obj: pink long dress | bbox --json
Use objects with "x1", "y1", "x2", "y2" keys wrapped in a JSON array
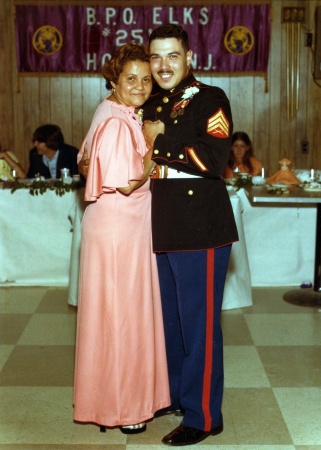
[{"x1": 73, "y1": 99, "x2": 170, "y2": 427}]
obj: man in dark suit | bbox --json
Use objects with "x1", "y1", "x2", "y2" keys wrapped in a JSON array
[
  {"x1": 142, "y1": 24, "x2": 238, "y2": 446},
  {"x1": 27, "y1": 124, "x2": 79, "y2": 179}
]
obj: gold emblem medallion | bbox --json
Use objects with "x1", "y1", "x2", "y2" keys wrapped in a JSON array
[
  {"x1": 32, "y1": 25, "x2": 63, "y2": 56},
  {"x1": 224, "y1": 26, "x2": 254, "y2": 56}
]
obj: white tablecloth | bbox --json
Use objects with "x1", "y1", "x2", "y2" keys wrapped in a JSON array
[
  {"x1": 236, "y1": 188, "x2": 316, "y2": 286},
  {"x1": 67, "y1": 188, "x2": 253, "y2": 310},
  {"x1": 0, "y1": 189, "x2": 76, "y2": 285},
  {"x1": 1, "y1": 185, "x2": 315, "y2": 304}
]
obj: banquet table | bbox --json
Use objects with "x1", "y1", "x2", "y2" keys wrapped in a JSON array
[
  {"x1": 0, "y1": 188, "x2": 77, "y2": 286},
  {"x1": 236, "y1": 187, "x2": 316, "y2": 286},
  {"x1": 244, "y1": 185, "x2": 321, "y2": 307},
  {"x1": 67, "y1": 187, "x2": 253, "y2": 311},
  {"x1": 1, "y1": 183, "x2": 317, "y2": 308}
]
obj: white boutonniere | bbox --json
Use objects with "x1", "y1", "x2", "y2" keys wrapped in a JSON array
[{"x1": 181, "y1": 86, "x2": 200, "y2": 100}]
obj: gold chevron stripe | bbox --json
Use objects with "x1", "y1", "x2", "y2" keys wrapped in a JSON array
[
  {"x1": 207, "y1": 108, "x2": 230, "y2": 137},
  {"x1": 187, "y1": 147, "x2": 209, "y2": 172}
]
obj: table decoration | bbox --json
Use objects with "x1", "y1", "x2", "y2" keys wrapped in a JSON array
[
  {"x1": 224, "y1": 176, "x2": 253, "y2": 191},
  {"x1": 251, "y1": 175, "x2": 266, "y2": 185},
  {"x1": 0, "y1": 178, "x2": 84, "y2": 196},
  {"x1": 266, "y1": 183, "x2": 290, "y2": 195},
  {"x1": 267, "y1": 158, "x2": 301, "y2": 185}
]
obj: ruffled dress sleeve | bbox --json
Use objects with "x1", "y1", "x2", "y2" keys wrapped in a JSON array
[{"x1": 84, "y1": 116, "x2": 145, "y2": 201}]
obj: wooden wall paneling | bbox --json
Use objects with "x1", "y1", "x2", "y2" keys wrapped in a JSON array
[
  {"x1": 71, "y1": 77, "x2": 84, "y2": 150},
  {"x1": 279, "y1": 5, "x2": 297, "y2": 172},
  {"x1": 229, "y1": 76, "x2": 254, "y2": 137},
  {"x1": 49, "y1": 77, "x2": 73, "y2": 146},
  {"x1": 12, "y1": 77, "x2": 26, "y2": 167},
  {"x1": 21, "y1": 77, "x2": 40, "y2": 160},
  {"x1": 267, "y1": 0, "x2": 281, "y2": 176},
  {"x1": 82, "y1": 77, "x2": 103, "y2": 138},
  {"x1": 309, "y1": 79, "x2": 321, "y2": 169},
  {"x1": 294, "y1": 26, "x2": 310, "y2": 170},
  {"x1": 253, "y1": 76, "x2": 270, "y2": 170},
  {"x1": 308, "y1": 0, "x2": 321, "y2": 170},
  {"x1": 38, "y1": 78, "x2": 51, "y2": 124},
  {"x1": 0, "y1": 0, "x2": 14, "y2": 152}
]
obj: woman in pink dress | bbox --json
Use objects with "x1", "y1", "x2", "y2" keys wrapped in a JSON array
[{"x1": 73, "y1": 43, "x2": 170, "y2": 434}]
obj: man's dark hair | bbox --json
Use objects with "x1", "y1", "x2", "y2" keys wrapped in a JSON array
[
  {"x1": 32, "y1": 124, "x2": 64, "y2": 150},
  {"x1": 149, "y1": 24, "x2": 189, "y2": 53}
]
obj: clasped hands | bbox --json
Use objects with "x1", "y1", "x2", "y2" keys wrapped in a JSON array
[{"x1": 142, "y1": 120, "x2": 165, "y2": 150}]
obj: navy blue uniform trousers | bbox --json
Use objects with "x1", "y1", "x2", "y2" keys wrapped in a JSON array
[{"x1": 156, "y1": 245, "x2": 231, "y2": 431}]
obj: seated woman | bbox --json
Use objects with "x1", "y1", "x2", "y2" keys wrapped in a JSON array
[
  {"x1": 0, "y1": 149, "x2": 26, "y2": 180},
  {"x1": 223, "y1": 131, "x2": 263, "y2": 178}
]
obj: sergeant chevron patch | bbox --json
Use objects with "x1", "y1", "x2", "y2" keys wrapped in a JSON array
[{"x1": 207, "y1": 108, "x2": 230, "y2": 138}]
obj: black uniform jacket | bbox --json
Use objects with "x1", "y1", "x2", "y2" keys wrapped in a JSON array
[
  {"x1": 143, "y1": 73, "x2": 238, "y2": 252},
  {"x1": 27, "y1": 143, "x2": 79, "y2": 179}
]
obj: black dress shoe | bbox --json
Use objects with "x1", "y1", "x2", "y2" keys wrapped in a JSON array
[
  {"x1": 120, "y1": 423, "x2": 146, "y2": 434},
  {"x1": 162, "y1": 424, "x2": 223, "y2": 446},
  {"x1": 154, "y1": 408, "x2": 184, "y2": 418}
]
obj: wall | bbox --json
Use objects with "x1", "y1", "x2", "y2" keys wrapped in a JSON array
[{"x1": 0, "y1": 0, "x2": 320, "y2": 176}]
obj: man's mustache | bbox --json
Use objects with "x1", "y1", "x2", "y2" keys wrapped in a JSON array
[{"x1": 157, "y1": 70, "x2": 174, "y2": 75}]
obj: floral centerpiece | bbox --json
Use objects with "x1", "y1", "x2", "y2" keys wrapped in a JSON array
[{"x1": 1, "y1": 178, "x2": 84, "y2": 196}]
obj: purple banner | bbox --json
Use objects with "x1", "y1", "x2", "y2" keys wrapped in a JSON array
[{"x1": 15, "y1": 4, "x2": 271, "y2": 74}]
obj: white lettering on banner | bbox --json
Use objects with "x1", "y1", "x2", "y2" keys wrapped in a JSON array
[
  {"x1": 86, "y1": 7, "x2": 96, "y2": 25},
  {"x1": 123, "y1": 8, "x2": 134, "y2": 25},
  {"x1": 153, "y1": 7, "x2": 162, "y2": 25},
  {"x1": 203, "y1": 54, "x2": 213, "y2": 71},
  {"x1": 168, "y1": 7, "x2": 179, "y2": 24},
  {"x1": 199, "y1": 8, "x2": 209, "y2": 25},
  {"x1": 191, "y1": 53, "x2": 216, "y2": 71},
  {"x1": 87, "y1": 53, "x2": 97, "y2": 71},
  {"x1": 86, "y1": 51, "x2": 216, "y2": 72},
  {"x1": 183, "y1": 8, "x2": 193, "y2": 25},
  {"x1": 102, "y1": 53, "x2": 112, "y2": 65},
  {"x1": 115, "y1": 29, "x2": 144, "y2": 46},
  {"x1": 105, "y1": 8, "x2": 116, "y2": 25},
  {"x1": 86, "y1": 6, "x2": 210, "y2": 27},
  {"x1": 87, "y1": 53, "x2": 116, "y2": 70}
]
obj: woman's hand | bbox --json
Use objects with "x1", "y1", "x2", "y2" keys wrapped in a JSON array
[{"x1": 78, "y1": 145, "x2": 90, "y2": 179}]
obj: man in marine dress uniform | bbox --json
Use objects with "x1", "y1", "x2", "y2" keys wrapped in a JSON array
[{"x1": 142, "y1": 24, "x2": 239, "y2": 446}]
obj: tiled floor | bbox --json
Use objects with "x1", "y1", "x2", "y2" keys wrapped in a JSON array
[{"x1": 0, "y1": 286, "x2": 321, "y2": 449}]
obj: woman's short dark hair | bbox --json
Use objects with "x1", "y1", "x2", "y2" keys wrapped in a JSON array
[
  {"x1": 32, "y1": 124, "x2": 64, "y2": 150},
  {"x1": 149, "y1": 24, "x2": 189, "y2": 53},
  {"x1": 102, "y1": 42, "x2": 150, "y2": 90}
]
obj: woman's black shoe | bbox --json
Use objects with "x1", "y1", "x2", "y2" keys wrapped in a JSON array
[{"x1": 120, "y1": 423, "x2": 146, "y2": 434}]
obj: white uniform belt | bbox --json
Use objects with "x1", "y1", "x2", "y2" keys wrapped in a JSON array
[{"x1": 158, "y1": 166, "x2": 202, "y2": 179}]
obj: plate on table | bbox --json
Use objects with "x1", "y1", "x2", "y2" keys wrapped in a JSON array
[
  {"x1": 302, "y1": 183, "x2": 321, "y2": 192},
  {"x1": 269, "y1": 183, "x2": 289, "y2": 188}
]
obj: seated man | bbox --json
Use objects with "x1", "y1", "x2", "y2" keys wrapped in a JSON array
[{"x1": 27, "y1": 124, "x2": 79, "y2": 179}]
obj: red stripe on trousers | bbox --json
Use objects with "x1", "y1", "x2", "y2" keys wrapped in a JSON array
[{"x1": 202, "y1": 248, "x2": 215, "y2": 431}]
